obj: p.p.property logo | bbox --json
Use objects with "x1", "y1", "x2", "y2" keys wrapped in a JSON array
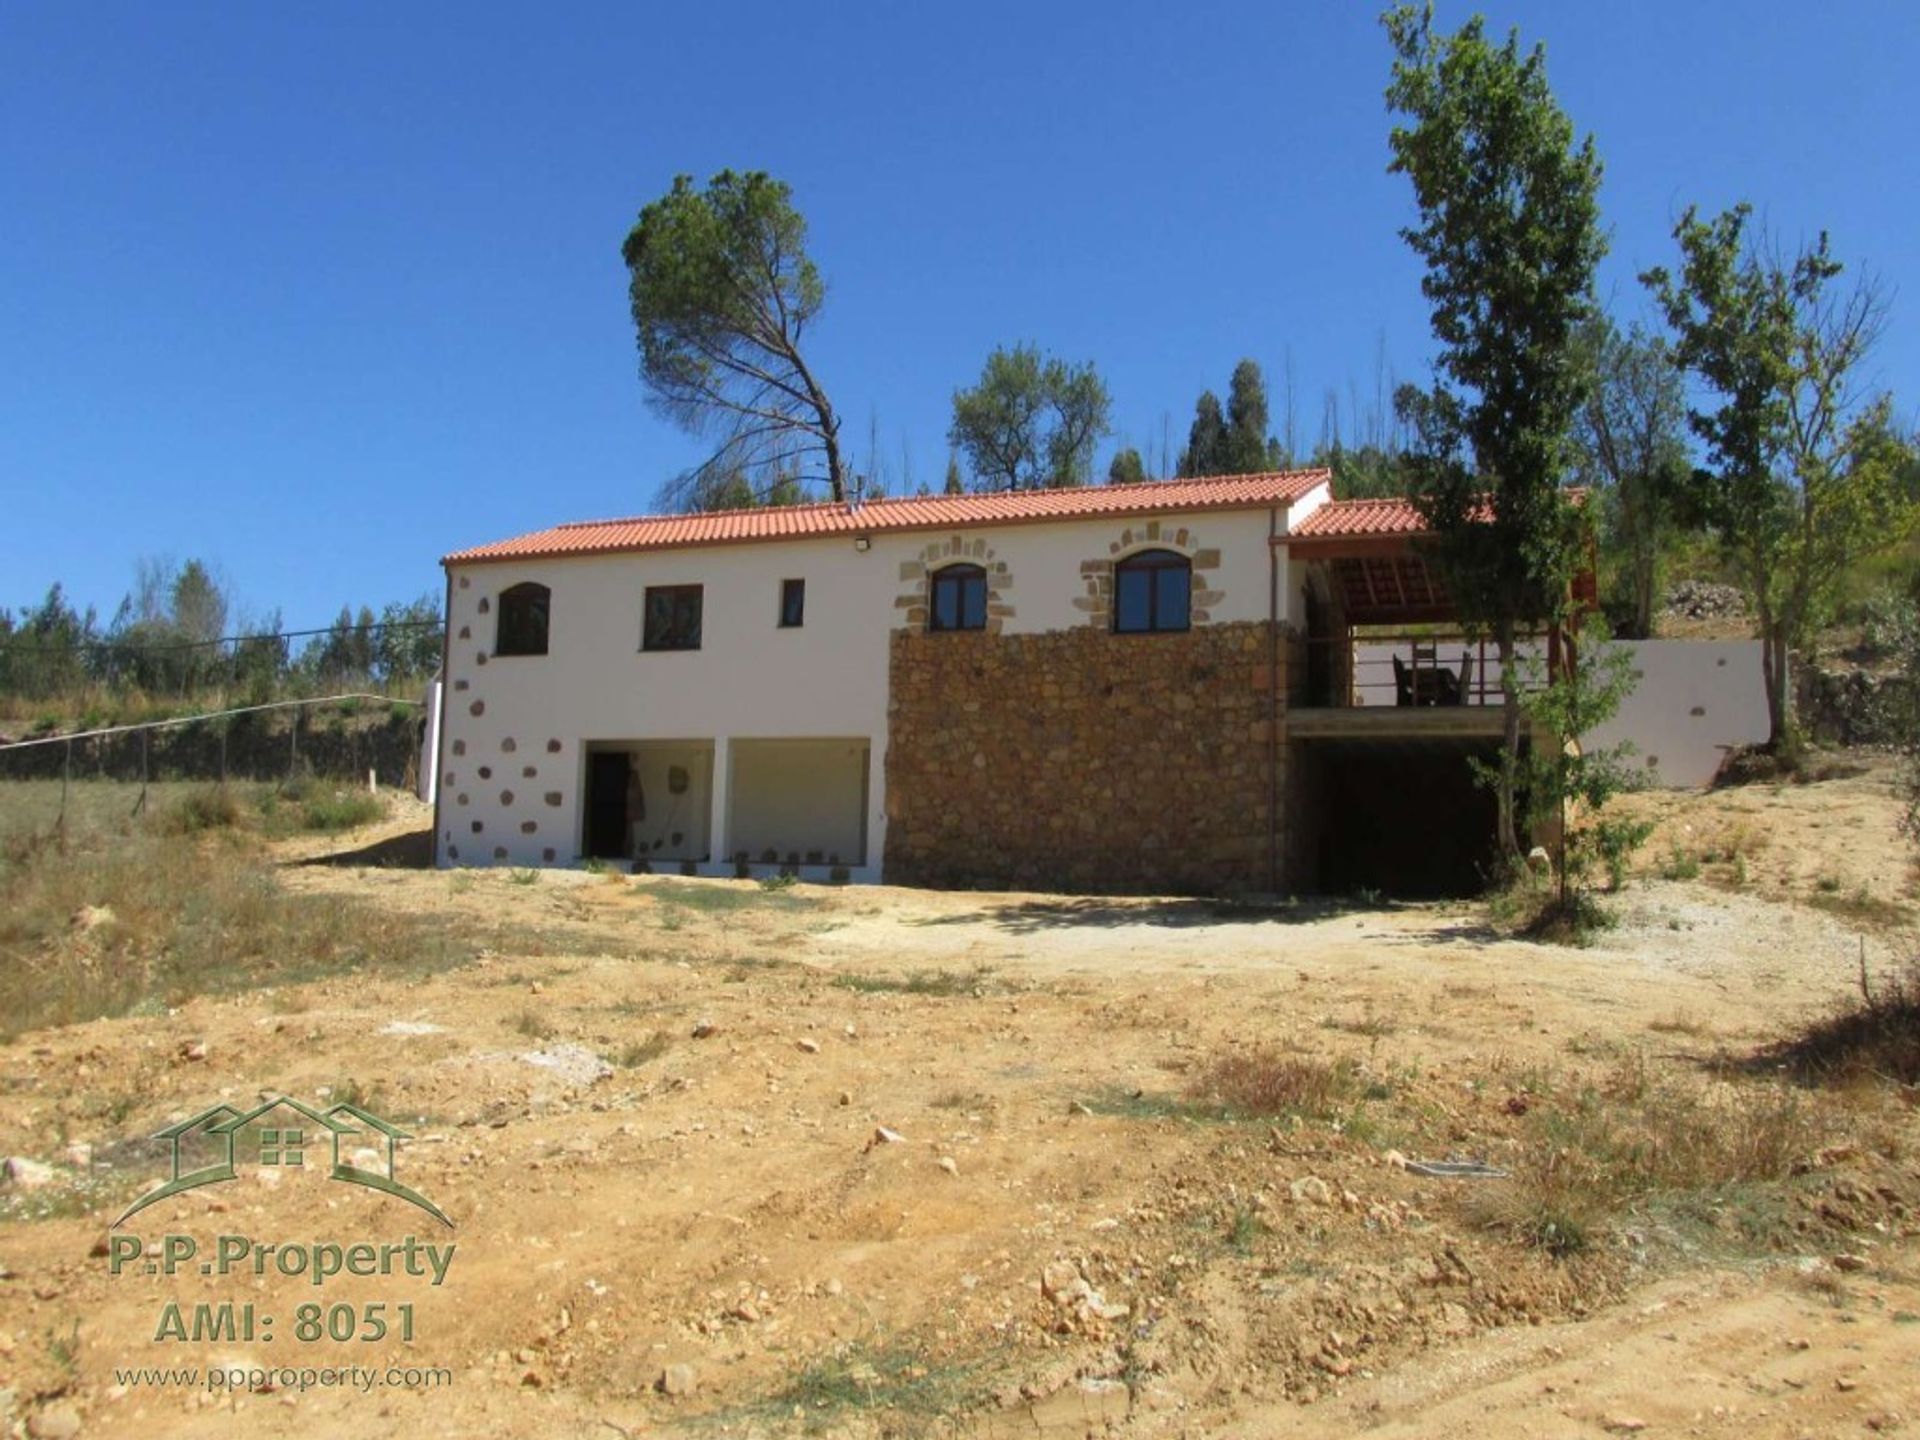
[{"x1": 114, "y1": 1093, "x2": 452, "y2": 1228}]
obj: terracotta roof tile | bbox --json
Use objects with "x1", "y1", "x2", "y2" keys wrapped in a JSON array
[
  {"x1": 1289, "y1": 496, "x2": 1438, "y2": 540},
  {"x1": 1288, "y1": 489, "x2": 1590, "y2": 544},
  {"x1": 444, "y1": 470, "x2": 1331, "y2": 565}
]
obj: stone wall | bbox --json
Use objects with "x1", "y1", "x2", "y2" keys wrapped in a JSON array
[
  {"x1": 883, "y1": 620, "x2": 1282, "y2": 894},
  {"x1": 1796, "y1": 663, "x2": 1913, "y2": 748}
]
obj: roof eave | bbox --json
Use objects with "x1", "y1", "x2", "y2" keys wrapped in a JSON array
[{"x1": 443, "y1": 481, "x2": 1331, "y2": 568}]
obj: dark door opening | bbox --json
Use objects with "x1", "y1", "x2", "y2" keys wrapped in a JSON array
[
  {"x1": 585, "y1": 751, "x2": 630, "y2": 859},
  {"x1": 1294, "y1": 738, "x2": 1506, "y2": 898}
]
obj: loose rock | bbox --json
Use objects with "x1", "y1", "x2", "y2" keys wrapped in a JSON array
[
  {"x1": 1290, "y1": 1176, "x2": 1332, "y2": 1206},
  {"x1": 2, "y1": 1157, "x2": 55, "y2": 1190},
  {"x1": 27, "y1": 1405, "x2": 82, "y2": 1440}
]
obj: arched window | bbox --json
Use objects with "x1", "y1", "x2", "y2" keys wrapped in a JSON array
[
  {"x1": 928, "y1": 564, "x2": 988, "y2": 632},
  {"x1": 495, "y1": 582, "x2": 551, "y2": 656},
  {"x1": 1113, "y1": 549, "x2": 1190, "y2": 633}
]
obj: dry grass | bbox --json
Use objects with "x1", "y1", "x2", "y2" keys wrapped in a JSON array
[
  {"x1": 1470, "y1": 1062, "x2": 1822, "y2": 1257},
  {"x1": 1191, "y1": 1047, "x2": 1361, "y2": 1122},
  {"x1": 0, "y1": 823, "x2": 473, "y2": 1041},
  {"x1": 511, "y1": 1007, "x2": 556, "y2": 1041},
  {"x1": 1647, "y1": 1011, "x2": 1712, "y2": 1037},
  {"x1": 1804, "y1": 888, "x2": 1915, "y2": 932},
  {"x1": 158, "y1": 784, "x2": 243, "y2": 835},
  {"x1": 1762, "y1": 959, "x2": 1920, "y2": 1087}
]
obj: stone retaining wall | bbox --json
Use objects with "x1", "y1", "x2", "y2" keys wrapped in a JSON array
[
  {"x1": 883, "y1": 621, "x2": 1282, "y2": 894},
  {"x1": 1796, "y1": 663, "x2": 1913, "y2": 748}
]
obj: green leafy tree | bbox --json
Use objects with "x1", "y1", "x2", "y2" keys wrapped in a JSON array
[
  {"x1": 1496, "y1": 631, "x2": 1651, "y2": 932},
  {"x1": 1570, "y1": 319, "x2": 1690, "y2": 639},
  {"x1": 232, "y1": 610, "x2": 289, "y2": 705},
  {"x1": 1177, "y1": 391, "x2": 1228, "y2": 476},
  {"x1": 170, "y1": 559, "x2": 229, "y2": 692},
  {"x1": 622, "y1": 171, "x2": 847, "y2": 505},
  {"x1": 1644, "y1": 205, "x2": 1917, "y2": 753},
  {"x1": 1225, "y1": 359, "x2": 1283, "y2": 472},
  {"x1": 1384, "y1": 2, "x2": 1606, "y2": 862},
  {"x1": 1317, "y1": 440, "x2": 1413, "y2": 499},
  {"x1": 0, "y1": 584, "x2": 97, "y2": 701},
  {"x1": 1107, "y1": 446, "x2": 1148, "y2": 484},
  {"x1": 948, "y1": 344, "x2": 1111, "y2": 491},
  {"x1": 375, "y1": 596, "x2": 443, "y2": 686}
]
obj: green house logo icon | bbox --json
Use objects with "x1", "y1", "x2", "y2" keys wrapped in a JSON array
[{"x1": 114, "y1": 1095, "x2": 452, "y2": 1229}]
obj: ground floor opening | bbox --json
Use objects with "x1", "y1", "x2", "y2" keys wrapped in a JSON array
[
  {"x1": 727, "y1": 737, "x2": 870, "y2": 869},
  {"x1": 1288, "y1": 735, "x2": 1509, "y2": 898},
  {"x1": 580, "y1": 736, "x2": 871, "y2": 872},
  {"x1": 583, "y1": 740, "x2": 715, "y2": 863}
]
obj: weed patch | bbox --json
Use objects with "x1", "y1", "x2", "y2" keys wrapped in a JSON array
[
  {"x1": 299, "y1": 789, "x2": 384, "y2": 832},
  {"x1": 160, "y1": 785, "x2": 242, "y2": 835},
  {"x1": 1468, "y1": 1067, "x2": 1821, "y2": 1257},
  {"x1": 832, "y1": 966, "x2": 995, "y2": 997},
  {"x1": 0, "y1": 829, "x2": 474, "y2": 1040},
  {"x1": 615, "y1": 1031, "x2": 671, "y2": 1068},
  {"x1": 1192, "y1": 1048, "x2": 1362, "y2": 1123},
  {"x1": 765, "y1": 1339, "x2": 991, "y2": 1429},
  {"x1": 1759, "y1": 958, "x2": 1920, "y2": 1086}
]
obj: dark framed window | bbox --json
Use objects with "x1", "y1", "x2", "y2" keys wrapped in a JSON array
[
  {"x1": 779, "y1": 578, "x2": 805, "y2": 628},
  {"x1": 928, "y1": 563, "x2": 987, "y2": 632},
  {"x1": 642, "y1": 584, "x2": 703, "y2": 651},
  {"x1": 1113, "y1": 549, "x2": 1191, "y2": 633},
  {"x1": 495, "y1": 582, "x2": 551, "y2": 656}
]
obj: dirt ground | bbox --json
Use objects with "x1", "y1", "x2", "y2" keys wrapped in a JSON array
[{"x1": 2, "y1": 761, "x2": 1917, "y2": 1438}]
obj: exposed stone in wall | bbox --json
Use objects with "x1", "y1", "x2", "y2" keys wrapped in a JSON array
[
  {"x1": 1073, "y1": 521, "x2": 1224, "y2": 627},
  {"x1": 1797, "y1": 662, "x2": 1913, "y2": 747},
  {"x1": 884, "y1": 620, "x2": 1284, "y2": 895},
  {"x1": 437, "y1": 574, "x2": 562, "y2": 867},
  {"x1": 895, "y1": 536, "x2": 1014, "y2": 631}
]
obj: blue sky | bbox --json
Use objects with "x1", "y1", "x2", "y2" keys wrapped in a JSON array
[{"x1": 3, "y1": 2, "x2": 1916, "y2": 630}]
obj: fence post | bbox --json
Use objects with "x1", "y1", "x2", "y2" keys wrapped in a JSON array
[
  {"x1": 290, "y1": 708, "x2": 298, "y2": 780},
  {"x1": 134, "y1": 728, "x2": 149, "y2": 817},
  {"x1": 219, "y1": 722, "x2": 228, "y2": 786},
  {"x1": 59, "y1": 736, "x2": 71, "y2": 835}
]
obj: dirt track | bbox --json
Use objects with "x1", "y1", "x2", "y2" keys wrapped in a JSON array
[{"x1": 1, "y1": 763, "x2": 1915, "y2": 1438}]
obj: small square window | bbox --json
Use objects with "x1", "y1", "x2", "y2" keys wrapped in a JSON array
[
  {"x1": 779, "y1": 578, "x2": 805, "y2": 628},
  {"x1": 642, "y1": 585, "x2": 703, "y2": 651}
]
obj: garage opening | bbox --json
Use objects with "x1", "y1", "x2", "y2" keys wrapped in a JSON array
[
  {"x1": 727, "y1": 738, "x2": 870, "y2": 867},
  {"x1": 582, "y1": 740, "x2": 713, "y2": 863},
  {"x1": 1289, "y1": 737, "x2": 1511, "y2": 898}
]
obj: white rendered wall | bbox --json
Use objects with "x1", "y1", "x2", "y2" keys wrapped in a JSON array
[
  {"x1": 1586, "y1": 640, "x2": 1769, "y2": 789},
  {"x1": 436, "y1": 505, "x2": 1301, "y2": 871},
  {"x1": 1347, "y1": 637, "x2": 1768, "y2": 789},
  {"x1": 416, "y1": 677, "x2": 441, "y2": 805}
]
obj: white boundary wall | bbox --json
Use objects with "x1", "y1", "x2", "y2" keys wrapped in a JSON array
[{"x1": 1350, "y1": 637, "x2": 1769, "y2": 789}]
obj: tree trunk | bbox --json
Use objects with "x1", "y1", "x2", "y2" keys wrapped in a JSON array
[
  {"x1": 1631, "y1": 528, "x2": 1657, "y2": 640},
  {"x1": 1496, "y1": 619, "x2": 1523, "y2": 866},
  {"x1": 1755, "y1": 601, "x2": 1793, "y2": 754},
  {"x1": 819, "y1": 408, "x2": 846, "y2": 503}
]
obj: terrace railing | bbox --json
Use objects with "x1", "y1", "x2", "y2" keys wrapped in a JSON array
[{"x1": 1297, "y1": 632, "x2": 1553, "y2": 709}]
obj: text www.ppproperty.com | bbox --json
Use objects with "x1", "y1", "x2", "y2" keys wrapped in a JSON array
[{"x1": 113, "y1": 1364, "x2": 453, "y2": 1394}]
